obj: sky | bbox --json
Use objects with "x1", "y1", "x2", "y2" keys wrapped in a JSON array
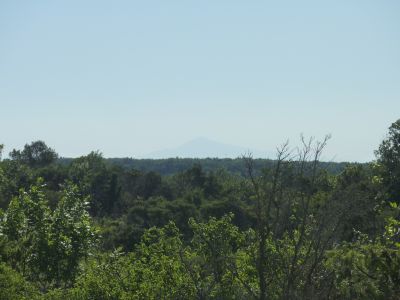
[{"x1": 1, "y1": 0, "x2": 399, "y2": 162}]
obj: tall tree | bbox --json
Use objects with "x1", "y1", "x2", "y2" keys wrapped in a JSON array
[
  {"x1": 375, "y1": 119, "x2": 400, "y2": 204},
  {"x1": 9, "y1": 141, "x2": 58, "y2": 168},
  {"x1": 0, "y1": 144, "x2": 4, "y2": 161},
  {"x1": 244, "y1": 135, "x2": 339, "y2": 299}
]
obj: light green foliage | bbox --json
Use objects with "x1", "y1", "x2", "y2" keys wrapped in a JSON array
[
  {"x1": 131, "y1": 223, "x2": 194, "y2": 299},
  {"x1": 326, "y1": 205, "x2": 400, "y2": 300},
  {"x1": 72, "y1": 224, "x2": 195, "y2": 299},
  {"x1": 49, "y1": 183, "x2": 97, "y2": 285},
  {"x1": 0, "y1": 262, "x2": 39, "y2": 300},
  {"x1": 1, "y1": 180, "x2": 52, "y2": 279},
  {"x1": 186, "y1": 213, "x2": 246, "y2": 299},
  {"x1": 326, "y1": 239, "x2": 400, "y2": 299},
  {"x1": 0, "y1": 180, "x2": 96, "y2": 288},
  {"x1": 70, "y1": 215, "x2": 250, "y2": 299},
  {"x1": 70, "y1": 250, "x2": 134, "y2": 299}
]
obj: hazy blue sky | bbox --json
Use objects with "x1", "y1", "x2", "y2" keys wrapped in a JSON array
[{"x1": 1, "y1": 0, "x2": 399, "y2": 161}]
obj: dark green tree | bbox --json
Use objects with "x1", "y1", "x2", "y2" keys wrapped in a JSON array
[
  {"x1": 9, "y1": 141, "x2": 58, "y2": 168},
  {"x1": 69, "y1": 152, "x2": 121, "y2": 216},
  {"x1": 375, "y1": 119, "x2": 400, "y2": 204}
]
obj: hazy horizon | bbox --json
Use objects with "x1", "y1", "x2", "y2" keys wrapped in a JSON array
[
  {"x1": 1, "y1": 1, "x2": 399, "y2": 162},
  {"x1": 0, "y1": 136, "x2": 375, "y2": 163}
]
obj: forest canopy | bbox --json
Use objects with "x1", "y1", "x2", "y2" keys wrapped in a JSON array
[{"x1": 0, "y1": 120, "x2": 400, "y2": 299}]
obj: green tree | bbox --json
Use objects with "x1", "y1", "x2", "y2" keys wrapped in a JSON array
[
  {"x1": 74, "y1": 223, "x2": 194, "y2": 299},
  {"x1": 243, "y1": 136, "x2": 342, "y2": 299},
  {"x1": 326, "y1": 204, "x2": 400, "y2": 299},
  {"x1": 0, "y1": 180, "x2": 96, "y2": 289},
  {"x1": 184, "y1": 214, "x2": 247, "y2": 299},
  {"x1": 9, "y1": 141, "x2": 58, "y2": 168},
  {"x1": 0, "y1": 262, "x2": 39, "y2": 300},
  {"x1": 69, "y1": 151, "x2": 121, "y2": 216},
  {"x1": 0, "y1": 160, "x2": 35, "y2": 209},
  {"x1": 375, "y1": 119, "x2": 400, "y2": 204},
  {"x1": 0, "y1": 144, "x2": 4, "y2": 161}
]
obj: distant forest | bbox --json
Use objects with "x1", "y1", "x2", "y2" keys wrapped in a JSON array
[
  {"x1": 0, "y1": 120, "x2": 399, "y2": 299},
  {"x1": 60, "y1": 157, "x2": 351, "y2": 176}
]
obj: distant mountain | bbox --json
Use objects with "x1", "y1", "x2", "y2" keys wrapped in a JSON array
[{"x1": 143, "y1": 137, "x2": 274, "y2": 159}]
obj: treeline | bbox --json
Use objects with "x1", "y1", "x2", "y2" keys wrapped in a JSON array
[
  {"x1": 76, "y1": 157, "x2": 348, "y2": 177},
  {"x1": 0, "y1": 120, "x2": 399, "y2": 299}
]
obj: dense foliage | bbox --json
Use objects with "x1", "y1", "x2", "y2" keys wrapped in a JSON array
[{"x1": 0, "y1": 120, "x2": 399, "y2": 299}]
